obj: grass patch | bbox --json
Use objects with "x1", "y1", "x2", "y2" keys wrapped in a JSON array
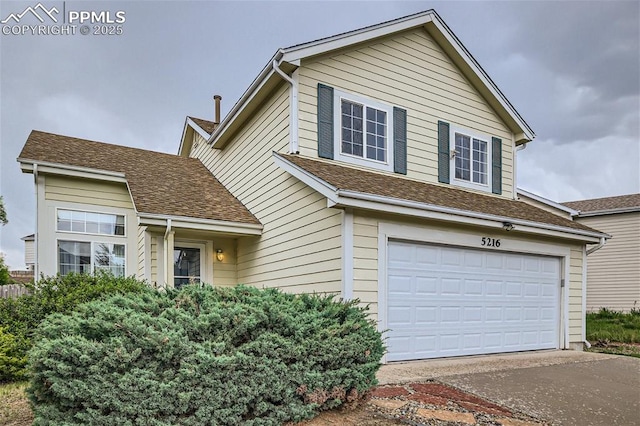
[
  {"x1": 586, "y1": 308, "x2": 640, "y2": 358},
  {"x1": 0, "y1": 381, "x2": 33, "y2": 426},
  {"x1": 586, "y1": 308, "x2": 640, "y2": 343},
  {"x1": 587, "y1": 343, "x2": 640, "y2": 359}
]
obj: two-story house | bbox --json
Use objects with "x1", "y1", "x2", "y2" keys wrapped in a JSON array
[{"x1": 18, "y1": 10, "x2": 607, "y2": 362}]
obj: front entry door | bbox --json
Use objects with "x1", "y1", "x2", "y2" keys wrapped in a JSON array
[{"x1": 173, "y1": 246, "x2": 202, "y2": 288}]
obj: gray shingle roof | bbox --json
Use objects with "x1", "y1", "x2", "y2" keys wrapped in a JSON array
[{"x1": 19, "y1": 131, "x2": 259, "y2": 225}]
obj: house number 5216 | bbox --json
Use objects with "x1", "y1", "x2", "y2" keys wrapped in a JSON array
[{"x1": 481, "y1": 237, "x2": 501, "y2": 247}]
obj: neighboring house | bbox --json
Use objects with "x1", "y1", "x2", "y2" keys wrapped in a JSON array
[
  {"x1": 21, "y1": 234, "x2": 35, "y2": 271},
  {"x1": 563, "y1": 194, "x2": 640, "y2": 313},
  {"x1": 17, "y1": 10, "x2": 608, "y2": 362}
]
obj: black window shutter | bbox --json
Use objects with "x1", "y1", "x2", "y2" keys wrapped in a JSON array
[
  {"x1": 492, "y1": 137, "x2": 502, "y2": 194},
  {"x1": 393, "y1": 107, "x2": 407, "y2": 174},
  {"x1": 437, "y1": 121, "x2": 450, "y2": 184},
  {"x1": 317, "y1": 83, "x2": 334, "y2": 159}
]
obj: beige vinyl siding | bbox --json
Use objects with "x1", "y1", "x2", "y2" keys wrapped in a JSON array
[
  {"x1": 45, "y1": 175, "x2": 133, "y2": 209},
  {"x1": 353, "y1": 214, "x2": 379, "y2": 316},
  {"x1": 137, "y1": 226, "x2": 146, "y2": 280},
  {"x1": 191, "y1": 84, "x2": 343, "y2": 295},
  {"x1": 577, "y1": 213, "x2": 640, "y2": 312},
  {"x1": 297, "y1": 28, "x2": 515, "y2": 197},
  {"x1": 212, "y1": 238, "x2": 237, "y2": 287},
  {"x1": 352, "y1": 211, "x2": 585, "y2": 346},
  {"x1": 38, "y1": 174, "x2": 137, "y2": 278},
  {"x1": 24, "y1": 240, "x2": 35, "y2": 266},
  {"x1": 568, "y1": 246, "x2": 584, "y2": 343},
  {"x1": 150, "y1": 234, "x2": 159, "y2": 285},
  {"x1": 518, "y1": 194, "x2": 573, "y2": 219}
]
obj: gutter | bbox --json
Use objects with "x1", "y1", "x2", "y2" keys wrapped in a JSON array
[
  {"x1": 272, "y1": 58, "x2": 299, "y2": 154},
  {"x1": 334, "y1": 189, "x2": 608, "y2": 241}
]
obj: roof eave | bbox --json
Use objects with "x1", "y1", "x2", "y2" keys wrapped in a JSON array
[
  {"x1": 17, "y1": 158, "x2": 127, "y2": 183},
  {"x1": 280, "y1": 10, "x2": 437, "y2": 63},
  {"x1": 517, "y1": 188, "x2": 579, "y2": 216},
  {"x1": 334, "y1": 189, "x2": 607, "y2": 242},
  {"x1": 210, "y1": 9, "x2": 534, "y2": 150},
  {"x1": 178, "y1": 117, "x2": 212, "y2": 157},
  {"x1": 274, "y1": 153, "x2": 606, "y2": 243},
  {"x1": 423, "y1": 13, "x2": 534, "y2": 141},
  {"x1": 137, "y1": 212, "x2": 263, "y2": 236},
  {"x1": 575, "y1": 207, "x2": 640, "y2": 217},
  {"x1": 207, "y1": 50, "x2": 287, "y2": 149}
]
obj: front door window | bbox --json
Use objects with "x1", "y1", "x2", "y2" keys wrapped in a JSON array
[{"x1": 173, "y1": 247, "x2": 201, "y2": 288}]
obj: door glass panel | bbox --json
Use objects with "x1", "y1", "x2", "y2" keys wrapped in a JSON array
[{"x1": 173, "y1": 247, "x2": 201, "y2": 288}]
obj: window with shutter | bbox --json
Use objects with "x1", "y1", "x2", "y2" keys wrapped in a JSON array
[
  {"x1": 439, "y1": 122, "x2": 502, "y2": 194},
  {"x1": 317, "y1": 84, "x2": 406, "y2": 174}
]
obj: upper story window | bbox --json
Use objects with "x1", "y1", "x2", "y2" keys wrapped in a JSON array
[
  {"x1": 454, "y1": 133, "x2": 488, "y2": 185},
  {"x1": 57, "y1": 209, "x2": 125, "y2": 236},
  {"x1": 333, "y1": 89, "x2": 394, "y2": 172},
  {"x1": 450, "y1": 126, "x2": 492, "y2": 192}
]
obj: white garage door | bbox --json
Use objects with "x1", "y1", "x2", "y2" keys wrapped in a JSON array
[{"x1": 386, "y1": 240, "x2": 560, "y2": 361}]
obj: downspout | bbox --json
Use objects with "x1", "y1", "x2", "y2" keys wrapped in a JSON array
[
  {"x1": 33, "y1": 164, "x2": 38, "y2": 281},
  {"x1": 586, "y1": 236, "x2": 606, "y2": 255},
  {"x1": 272, "y1": 59, "x2": 299, "y2": 154},
  {"x1": 163, "y1": 218, "x2": 172, "y2": 287}
]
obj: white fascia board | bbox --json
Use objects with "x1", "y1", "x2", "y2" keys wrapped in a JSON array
[
  {"x1": 576, "y1": 207, "x2": 640, "y2": 217},
  {"x1": 333, "y1": 190, "x2": 607, "y2": 243},
  {"x1": 177, "y1": 117, "x2": 192, "y2": 156},
  {"x1": 272, "y1": 153, "x2": 338, "y2": 203},
  {"x1": 207, "y1": 51, "x2": 283, "y2": 147},
  {"x1": 186, "y1": 117, "x2": 211, "y2": 140},
  {"x1": 517, "y1": 188, "x2": 579, "y2": 216},
  {"x1": 428, "y1": 16, "x2": 534, "y2": 141},
  {"x1": 18, "y1": 159, "x2": 127, "y2": 183},
  {"x1": 280, "y1": 11, "x2": 436, "y2": 63},
  {"x1": 137, "y1": 213, "x2": 263, "y2": 236}
]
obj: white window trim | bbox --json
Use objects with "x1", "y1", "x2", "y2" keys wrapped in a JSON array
[
  {"x1": 56, "y1": 238, "x2": 127, "y2": 276},
  {"x1": 55, "y1": 207, "x2": 127, "y2": 237},
  {"x1": 449, "y1": 125, "x2": 492, "y2": 193},
  {"x1": 333, "y1": 88, "x2": 394, "y2": 172}
]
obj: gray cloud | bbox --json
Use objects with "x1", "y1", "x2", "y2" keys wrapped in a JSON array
[{"x1": 1, "y1": 1, "x2": 638, "y2": 269}]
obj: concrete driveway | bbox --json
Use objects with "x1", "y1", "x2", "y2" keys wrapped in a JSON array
[{"x1": 377, "y1": 351, "x2": 640, "y2": 426}]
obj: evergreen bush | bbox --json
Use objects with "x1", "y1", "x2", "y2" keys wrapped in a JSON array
[
  {"x1": 0, "y1": 326, "x2": 27, "y2": 382},
  {"x1": 0, "y1": 273, "x2": 149, "y2": 382},
  {"x1": 28, "y1": 285, "x2": 384, "y2": 425}
]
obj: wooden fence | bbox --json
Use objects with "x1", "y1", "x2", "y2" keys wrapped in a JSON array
[{"x1": 0, "y1": 284, "x2": 31, "y2": 298}]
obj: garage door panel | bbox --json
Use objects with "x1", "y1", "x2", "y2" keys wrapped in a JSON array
[{"x1": 386, "y1": 241, "x2": 560, "y2": 361}]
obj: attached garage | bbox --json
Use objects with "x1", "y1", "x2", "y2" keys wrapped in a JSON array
[{"x1": 386, "y1": 240, "x2": 561, "y2": 362}]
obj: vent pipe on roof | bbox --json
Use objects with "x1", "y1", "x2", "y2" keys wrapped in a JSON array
[{"x1": 213, "y1": 95, "x2": 222, "y2": 125}]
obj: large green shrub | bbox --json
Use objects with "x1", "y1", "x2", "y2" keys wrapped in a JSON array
[
  {"x1": 0, "y1": 273, "x2": 149, "y2": 382},
  {"x1": 28, "y1": 285, "x2": 384, "y2": 425},
  {"x1": 0, "y1": 327, "x2": 27, "y2": 382}
]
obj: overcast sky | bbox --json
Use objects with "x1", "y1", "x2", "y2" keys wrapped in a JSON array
[{"x1": 0, "y1": 1, "x2": 638, "y2": 269}]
